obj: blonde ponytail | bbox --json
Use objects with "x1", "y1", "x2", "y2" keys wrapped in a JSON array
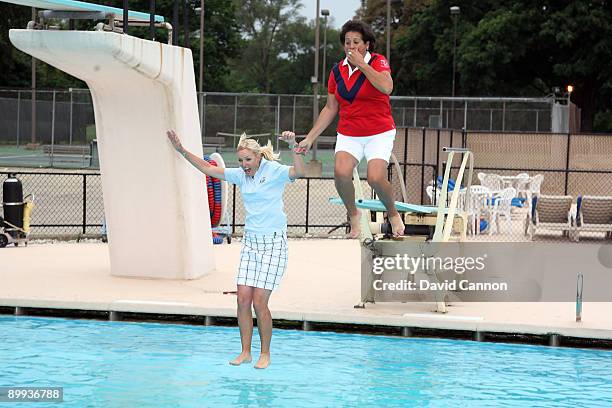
[{"x1": 237, "y1": 133, "x2": 281, "y2": 161}]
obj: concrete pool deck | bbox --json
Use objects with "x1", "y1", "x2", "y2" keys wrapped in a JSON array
[{"x1": 1, "y1": 240, "x2": 611, "y2": 344}]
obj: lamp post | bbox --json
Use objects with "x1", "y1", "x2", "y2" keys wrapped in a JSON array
[
  {"x1": 308, "y1": 0, "x2": 322, "y2": 175},
  {"x1": 386, "y1": 0, "x2": 402, "y2": 64},
  {"x1": 321, "y1": 9, "x2": 329, "y2": 82},
  {"x1": 31, "y1": 7, "x2": 37, "y2": 145},
  {"x1": 450, "y1": 5, "x2": 460, "y2": 98},
  {"x1": 198, "y1": 0, "x2": 204, "y2": 94},
  {"x1": 312, "y1": 0, "x2": 320, "y2": 131},
  {"x1": 567, "y1": 84, "x2": 574, "y2": 132},
  {"x1": 386, "y1": 0, "x2": 391, "y2": 63},
  {"x1": 195, "y1": 2, "x2": 205, "y2": 135},
  {"x1": 450, "y1": 5, "x2": 460, "y2": 128}
]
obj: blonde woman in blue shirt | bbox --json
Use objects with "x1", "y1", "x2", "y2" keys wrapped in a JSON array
[{"x1": 167, "y1": 130, "x2": 305, "y2": 369}]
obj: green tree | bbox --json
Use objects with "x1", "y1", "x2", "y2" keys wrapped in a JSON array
[
  {"x1": 357, "y1": 0, "x2": 431, "y2": 68},
  {"x1": 539, "y1": 1, "x2": 612, "y2": 131},
  {"x1": 0, "y1": 0, "x2": 240, "y2": 91},
  {"x1": 391, "y1": 0, "x2": 612, "y2": 131},
  {"x1": 229, "y1": 0, "x2": 304, "y2": 93},
  {"x1": 270, "y1": 18, "x2": 344, "y2": 94},
  {"x1": 0, "y1": 4, "x2": 40, "y2": 87},
  {"x1": 227, "y1": 1, "x2": 344, "y2": 95},
  {"x1": 106, "y1": 0, "x2": 240, "y2": 91}
]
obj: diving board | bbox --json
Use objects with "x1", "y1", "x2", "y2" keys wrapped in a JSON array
[
  {"x1": 329, "y1": 198, "x2": 450, "y2": 214},
  {"x1": 1, "y1": 0, "x2": 165, "y2": 23},
  {"x1": 9, "y1": 22, "x2": 213, "y2": 279}
]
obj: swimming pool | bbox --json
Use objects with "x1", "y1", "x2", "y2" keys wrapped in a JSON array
[{"x1": 1, "y1": 316, "x2": 611, "y2": 407}]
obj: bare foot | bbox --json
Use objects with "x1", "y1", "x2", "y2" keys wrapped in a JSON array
[
  {"x1": 389, "y1": 213, "x2": 405, "y2": 237},
  {"x1": 229, "y1": 352, "x2": 252, "y2": 366},
  {"x1": 347, "y1": 210, "x2": 362, "y2": 239},
  {"x1": 254, "y1": 352, "x2": 271, "y2": 369}
]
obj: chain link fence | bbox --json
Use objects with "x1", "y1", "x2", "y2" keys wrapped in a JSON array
[
  {"x1": 2, "y1": 127, "x2": 611, "y2": 243},
  {"x1": 0, "y1": 89, "x2": 555, "y2": 169},
  {"x1": 0, "y1": 171, "x2": 370, "y2": 238},
  {"x1": 389, "y1": 128, "x2": 612, "y2": 242},
  {"x1": 0, "y1": 171, "x2": 104, "y2": 237}
]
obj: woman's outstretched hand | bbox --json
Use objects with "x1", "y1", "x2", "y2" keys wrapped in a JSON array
[
  {"x1": 279, "y1": 130, "x2": 296, "y2": 144},
  {"x1": 297, "y1": 138, "x2": 313, "y2": 155},
  {"x1": 280, "y1": 131, "x2": 307, "y2": 155},
  {"x1": 166, "y1": 130, "x2": 184, "y2": 153}
]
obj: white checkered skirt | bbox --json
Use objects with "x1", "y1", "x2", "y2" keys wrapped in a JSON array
[{"x1": 237, "y1": 231, "x2": 288, "y2": 290}]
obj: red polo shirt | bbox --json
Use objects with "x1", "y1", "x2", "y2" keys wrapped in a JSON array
[{"x1": 327, "y1": 52, "x2": 396, "y2": 136}]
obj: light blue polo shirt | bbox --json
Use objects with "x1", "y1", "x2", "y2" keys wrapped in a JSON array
[{"x1": 224, "y1": 158, "x2": 294, "y2": 234}]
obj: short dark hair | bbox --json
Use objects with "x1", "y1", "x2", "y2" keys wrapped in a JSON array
[{"x1": 340, "y1": 20, "x2": 376, "y2": 51}]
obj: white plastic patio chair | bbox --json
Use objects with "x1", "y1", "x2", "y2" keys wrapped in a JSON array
[
  {"x1": 524, "y1": 174, "x2": 544, "y2": 208},
  {"x1": 514, "y1": 173, "x2": 530, "y2": 197},
  {"x1": 481, "y1": 173, "x2": 503, "y2": 192},
  {"x1": 488, "y1": 187, "x2": 517, "y2": 234},
  {"x1": 426, "y1": 185, "x2": 440, "y2": 205},
  {"x1": 465, "y1": 185, "x2": 492, "y2": 235}
]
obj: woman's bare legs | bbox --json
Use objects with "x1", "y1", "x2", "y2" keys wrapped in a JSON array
[
  {"x1": 367, "y1": 159, "x2": 405, "y2": 236},
  {"x1": 229, "y1": 285, "x2": 254, "y2": 365},
  {"x1": 335, "y1": 152, "x2": 361, "y2": 238},
  {"x1": 252, "y1": 288, "x2": 273, "y2": 369}
]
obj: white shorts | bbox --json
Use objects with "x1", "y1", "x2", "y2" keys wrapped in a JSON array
[{"x1": 334, "y1": 129, "x2": 396, "y2": 163}]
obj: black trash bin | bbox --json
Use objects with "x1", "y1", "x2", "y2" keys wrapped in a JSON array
[{"x1": 2, "y1": 174, "x2": 24, "y2": 239}]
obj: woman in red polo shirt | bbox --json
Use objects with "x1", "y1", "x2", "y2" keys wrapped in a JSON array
[{"x1": 299, "y1": 20, "x2": 404, "y2": 238}]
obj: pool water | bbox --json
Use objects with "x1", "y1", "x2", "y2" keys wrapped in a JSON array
[{"x1": 1, "y1": 316, "x2": 611, "y2": 407}]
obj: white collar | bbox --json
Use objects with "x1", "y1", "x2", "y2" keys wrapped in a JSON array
[{"x1": 343, "y1": 51, "x2": 371, "y2": 78}]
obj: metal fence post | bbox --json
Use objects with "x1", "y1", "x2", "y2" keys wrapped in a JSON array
[
  {"x1": 82, "y1": 174, "x2": 87, "y2": 234},
  {"x1": 275, "y1": 95, "x2": 280, "y2": 150},
  {"x1": 403, "y1": 128, "x2": 408, "y2": 191},
  {"x1": 435, "y1": 129, "x2": 441, "y2": 189},
  {"x1": 197, "y1": 92, "x2": 203, "y2": 136},
  {"x1": 201, "y1": 92, "x2": 206, "y2": 138},
  {"x1": 550, "y1": 98, "x2": 555, "y2": 133},
  {"x1": 50, "y1": 90, "x2": 56, "y2": 166},
  {"x1": 421, "y1": 128, "x2": 426, "y2": 204},
  {"x1": 564, "y1": 132, "x2": 571, "y2": 195},
  {"x1": 445, "y1": 106, "x2": 449, "y2": 128},
  {"x1": 413, "y1": 99, "x2": 417, "y2": 127},
  {"x1": 16, "y1": 91, "x2": 21, "y2": 146},
  {"x1": 292, "y1": 95, "x2": 296, "y2": 131},
  {"x1": 69, "y1": 89, "x2": 73, "y2": 145},
  {"x1": 233, "y1": 94, "x2": 238, "y2": 136},
  {"x1": 305, "y1": 178, "x2": 310, "y2": 233},
  {"x1": 232, "y1": 184, "x2": 237, "y2": 234}
]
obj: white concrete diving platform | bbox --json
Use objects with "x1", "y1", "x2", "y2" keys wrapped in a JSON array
[{"x1": 9, "y1": 9, "x2": 214, "y2": 279}]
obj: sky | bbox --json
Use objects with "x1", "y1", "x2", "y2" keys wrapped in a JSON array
[{"x1": 298, "y1": 0, "x2": 363, "y2": 28}]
